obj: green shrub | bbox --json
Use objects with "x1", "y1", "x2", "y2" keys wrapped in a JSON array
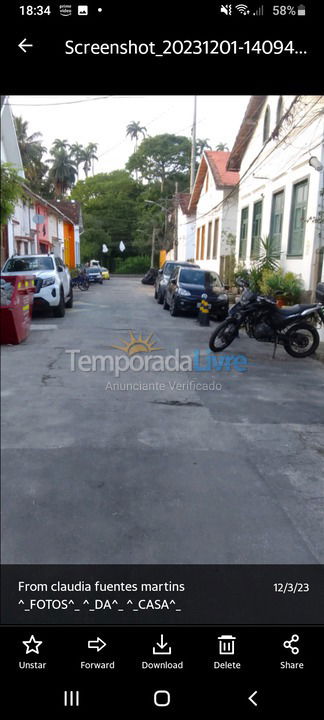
[
  {"x1": 114, "y1": 255, "x2": 151, "y2": 274},
  {"x1": 260, "y1": 268, "x2": 303, "y2": 304}
]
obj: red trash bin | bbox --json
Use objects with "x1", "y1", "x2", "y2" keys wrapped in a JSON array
[{"x1": 0, "y1": 274, "x2": 35, "y2": 344}]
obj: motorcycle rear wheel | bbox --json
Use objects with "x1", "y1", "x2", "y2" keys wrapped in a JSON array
[
  {"x1": 284, "y1": 322, "x2": 319, "y2": 358},
  {"x1": 209, "y1": 320, "x2": 238, "y2": 352}
]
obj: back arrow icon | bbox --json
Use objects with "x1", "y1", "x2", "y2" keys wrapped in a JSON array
[
  {"x1": 249, "y1": 691, "x2": 258, "y2": 707},
  {"x1": 18, "y1": 38, "x2": 33, "y2": 53}
]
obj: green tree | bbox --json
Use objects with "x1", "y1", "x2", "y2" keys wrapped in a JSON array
[
  {"x1": 70, "y1": 143, "x2": 85, "y2": 180},
  {"x1": 71, "y1": 170, "x2": 142, "y2": 266},
  {"x1": 0, "y1": 163, "x2": 24, "y2": 224},
  {"x1": 51, "y1": 138, "x2": 70, "y2": 153},
  {"x1": 82, "y1": 142, "x2": 98, "y2": 177},
  {"x1": 126, "y1": 134, "x2": 191, "y2": 193},
  {"x1": 48, "y1": 149, "x2": 77, "y2": 196},
  {"x1": 196, "y1": 138, "x2": 212, "y2": 156},
  {"x1": 14, "y1": 115, "x2": 48, "y2": 195},
  {"x1": 215, "y1": 142, "x2": 229, "y2": 151},
  {"x1": 126, "y1": 121, "x2": 147, "y2": 152}
]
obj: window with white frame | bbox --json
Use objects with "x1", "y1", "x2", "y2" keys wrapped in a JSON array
[
  {"x1": 288, "y1": 179, "x2": 309, "y2": 257},
  {"x1": 270, "y1": 190, "x2": 284, "y2": 256},
  {"x1": 239, "y1": 207, "x2": 249, "y2": 259}
]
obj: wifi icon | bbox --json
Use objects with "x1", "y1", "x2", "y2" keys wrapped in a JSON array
[{"x1": 235, "y1": 3, "x2": 250, "y2": 13}]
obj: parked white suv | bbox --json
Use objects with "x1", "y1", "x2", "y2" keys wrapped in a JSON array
[{"x1": 1, "y1": 254, "x2": 73, "y2": 317}]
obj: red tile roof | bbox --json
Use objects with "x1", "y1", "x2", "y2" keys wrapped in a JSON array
[
  {"x1": 226, "y1": 96, "x2": 267, "y2": 172},
  {"x1": 205, "y1": 151, "x2": 240, "y2": 187},
  {"x1": 188, "y1": 151, "x2": 239, "y2": 213},
  {"x1": 50, "y1": 200, "x2": 82, "y2": 226},
  {"x1": 176, "y1": 193, "x2": 193, "y2": 215}
]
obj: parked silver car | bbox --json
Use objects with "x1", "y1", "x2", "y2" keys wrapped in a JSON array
[{"x1": 154, "y1": 261, "x2": 200, "y2": 304}]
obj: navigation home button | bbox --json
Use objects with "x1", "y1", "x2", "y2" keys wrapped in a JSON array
[{"x1": 154, "y1": 690, "x2": 171, "y2": 707}]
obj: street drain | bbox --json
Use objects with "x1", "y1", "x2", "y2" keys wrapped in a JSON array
[{"x1": 151, "y1": 400, "x2": 203, "y2": 407}]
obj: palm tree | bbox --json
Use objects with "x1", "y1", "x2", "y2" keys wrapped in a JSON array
[
  {"x1": 126, "y1": 121, "x2": 147, "y2": 152},
  {"x1": 215, "y1": 142, "x2": 229, "y2": 151},
  {"x1": 126, "y1": 122, "x2": 147, "y2": 181},
  {"x1": 48, "y1": 149, "x2": 77, "y2": 196},
  {"x1": 82, "y1": 142, "x2": 98, "y2": 177},
  {"x1": 14, "y1": 116, "x2": 46, "y2": 167},
  {"x1": 196, "y1": 138, "x2": 212, "y2": 157},
  {"x1": 51, "y1": 138, "x2": 70, "y2": 154},
  {"x1": 70, "y1": 142, "x2": 85, "y2": 180}
]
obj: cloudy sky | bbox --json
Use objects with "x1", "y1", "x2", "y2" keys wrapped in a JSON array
[{"x1": 9, "y1": 95, "x2": 249, "y2": 178}]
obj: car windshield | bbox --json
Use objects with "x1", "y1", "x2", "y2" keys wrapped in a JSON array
[
  {"x1": 179, "y1": 269, "x2": 206, "y2": 285},
  {"x1": 87, "y1": 268, "x2": 100, "y2": 273},
  {"x1": 205, "y1": 272, "x2": 223, "y2": 288},
  {"x1": 164, "y1": 263, "x2": 176, "y2": 275},
  {"x1": 179, "y1": 269, "x2": 223, "y2": 287},
  {"x1": 3, "y1": 256, "x2": 54, "y2": 272}
]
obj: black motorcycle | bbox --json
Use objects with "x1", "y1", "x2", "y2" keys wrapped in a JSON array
[{"x1": 209, "y1": 279, "x2": 324, "y2": 358}]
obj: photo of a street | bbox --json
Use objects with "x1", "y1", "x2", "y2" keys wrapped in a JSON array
[
  {"x1": 2, "y1": 277, "x2": 323, "y2": 564},
  {"x1": 1, "y1": 94, "x2": 324, "y2": 566}
]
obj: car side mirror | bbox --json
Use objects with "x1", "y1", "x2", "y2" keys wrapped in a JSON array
[
  {"x1": 158, "y1": 268, "x2": 163, "y2": 274},
  {"x1": 58, "y1": 266, "x2": 63, "y2": 272}
]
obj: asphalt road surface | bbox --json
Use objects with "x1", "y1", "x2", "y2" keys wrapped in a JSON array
[{"x1": 1, "y1": 276, "x2": 324, "y2": 563}]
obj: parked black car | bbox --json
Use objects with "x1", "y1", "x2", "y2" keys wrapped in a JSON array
[
  {"x1": 154, "y1": 261, "x2": 200, "y2": 303},
  {"x1": 86, "y1": 267, "x2": 103, "y2": 284},
  {"x1": 163, "y1": 267, "x2": 229, "y2": 319}
]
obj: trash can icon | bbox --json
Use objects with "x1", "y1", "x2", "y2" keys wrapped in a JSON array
[
  {"x1": 218, "y1": 635, "x2": 236, "y2": 655},
  {"x1": 0, "y1": 274, "x2": 35, "y2": 344}
]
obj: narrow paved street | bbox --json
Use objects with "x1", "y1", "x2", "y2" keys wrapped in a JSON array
[{"x1": 1, "y1": 277, "x2": 324, "y2": 563}]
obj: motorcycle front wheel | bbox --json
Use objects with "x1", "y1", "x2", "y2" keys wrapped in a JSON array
[
  {"x1": 284, "y1": 322, "x2": 319, "y2": 358},
  {"x1": 209, "y1": 320, "x2": 238, "y2": 352}
]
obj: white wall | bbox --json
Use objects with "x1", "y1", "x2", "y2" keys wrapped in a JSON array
[
  {"x1": 1, "y1": 103, "x2": 24, "y2": 175},
  {"x1": 74, "y1": 225, "x2": 80, "y2": 265},
  {"x1": 195, "y1": 168, "x2": 238, "y2": 273},
  {"x1": 11, "y1": 199, "x2": 37, "y2": 255},
  {"x1": 235, "y1": 95, "x2": 324, "y2": 293},
  {"x1": 177, "y1": 208, "x2": 196, "y2": 261}
]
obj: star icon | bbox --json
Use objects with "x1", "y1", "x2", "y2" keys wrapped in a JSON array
[{"x1": 22, "y1": 635, "x2": 43, "y2": 655}]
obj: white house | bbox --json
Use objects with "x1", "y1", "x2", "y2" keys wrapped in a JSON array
[
  {"x1": 227, "y1": 95, "x2": 324, "y2": 299},
  {"x1": 187, "y1": 151, "x2": 239, "y2": 281},
  {"x1": 1, "y1": 97, "x2": 25, "y2": 263},
  {"x1": 174, "y1": 193, "x2": 196, "y2": 262},
  {"x1": 48, "y1": 209, "x2": 65, "y2": 259}
]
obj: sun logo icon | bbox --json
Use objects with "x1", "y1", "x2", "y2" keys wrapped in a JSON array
[{"x1": 111, "y1": 331, "x2": 163, "y2": 357}]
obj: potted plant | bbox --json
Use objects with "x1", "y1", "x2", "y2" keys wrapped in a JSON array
[
  {"x1": 260, "y1": 269, "x2": 303, "y2": 306},
  {"x1": 280, "y1": 271, "x2": 304, "y2": 305}
]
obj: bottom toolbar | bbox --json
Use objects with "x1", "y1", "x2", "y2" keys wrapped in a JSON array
[{"x1": 3, "y1": 626, "x2": 321, "y2": 714}]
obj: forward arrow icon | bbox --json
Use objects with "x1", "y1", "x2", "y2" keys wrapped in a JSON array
[{"x1": 88, "y1": 637, "x2": 106, "y2": 652}]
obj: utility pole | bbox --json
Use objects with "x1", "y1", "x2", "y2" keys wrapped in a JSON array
[
  {"x1": 174, "y1": 181, "x2": 178, "y2": 260},
  {"x1": 190, "y1": 96, "x2": 197, "y2": 193},
  {"x1": 151, "y1": 227, "x2": 156, "y2": 268}
]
